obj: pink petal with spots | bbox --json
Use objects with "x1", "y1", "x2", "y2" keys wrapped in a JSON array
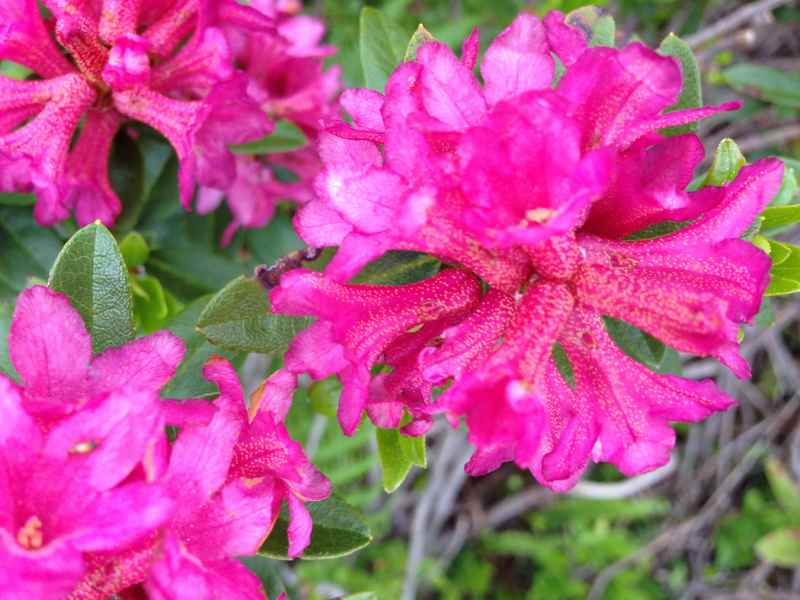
[
  {"x1": 89, "y1": 331, "x2": 186, "y2": 397},
  {"x1": 575, "y1": 235, "x2": 771, "y2": 377},
  {"x1": 271, "y1": 269, "x2": 482, "y2": 434},
  {"x1": 583, "y1": 134, "x2": 711, "y2": 238},
  {"x1": 63, "y1": 108, "x2": 123, "y2": 227},
  {"x1": 559, "y1": 308, "x2": 734, "y2": 476},
  {"x1": 0, "y1": 0, "x2": 74, "y2": 77},
  {"x1": 415, "y1": 41, "x2": 487, "y2": 129}
]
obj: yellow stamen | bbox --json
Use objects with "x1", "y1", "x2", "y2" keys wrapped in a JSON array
[
  {"x1": 69, "y1": 440, "x2": 97, "y2": 455},
  {"x1": 524, "y1": 208, "x2": 556, "y2": 224},
  {"x1": 17, "y1": 516, "x2": 44, "y2": 550}
]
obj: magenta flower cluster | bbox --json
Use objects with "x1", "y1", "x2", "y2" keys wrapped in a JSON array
[
  {"x1": 0, "y1": 0, "x2": 339, "y2": 239},
  {"x1": 1, "y1": 286, "x2": 328, "y2": 598},
  {"x1": 266, "y1": 13, "x2": 784, "y2": 489}
]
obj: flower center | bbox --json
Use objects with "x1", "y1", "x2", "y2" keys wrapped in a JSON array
[
  {"x1": 16, "y1": 515, "x2": 44, "y2": 550},
  {"x1": 69, "y1": 440, "x2": 97, "y2": 454},
  {"x1": 522, "y1": 208, "x2": 556, "y2": 226}
]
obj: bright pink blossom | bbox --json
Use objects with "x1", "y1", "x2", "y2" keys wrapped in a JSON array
[
  {"x1": 3, "y1": 285, "x2": 314, "y2": 596},
  {"x1": 0, "y1": 0, "x2": 272, "y2": 226},
  {"x1": 0, "y1": 375, "x2": 174, "y2": 598},
  {"x1": 268, "y1": 268, "x2": 483, "y2": 435},
  {"x1": 199, "y1": 0, "x2": 341, "y2": 242},
  {"x1": 274, "y1": 12, "x2": 784, "y2": 489},
  {"x1": 72, "y1": 356, "x2": 329, "y2": 598}
]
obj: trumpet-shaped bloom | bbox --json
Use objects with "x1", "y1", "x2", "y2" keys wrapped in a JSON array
[
  {"x1": 276, "y1": 11, "x2": 785, "y2": 488},
  {"x1": 269, "y1": 268, "x2": 483, "y2": 434}
]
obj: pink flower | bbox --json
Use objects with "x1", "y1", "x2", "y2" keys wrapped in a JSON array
[
  {"x1": 0, "y1": 0, "x2": 272, "y2": 226},
  {"x1": 72, "y1": 357, "x2": 329, "y2": 598},
  {"x1": 3, "y1": 286, "x2": 312, "y2": 596},
  {"x1": 202, "y1": 0, "x2": 341, "y2": 243},
  {"x1": 268, "y1": 268, "x2": 483, "y2": 435},
  {"x1": 9, "y1": 286, "x2": 184, "y2": 420},
  {"x1": 275, "y1": 12, "x2": 785, "y2": 488},
  {"x1": 0, "y1": 358, "x2": 174, "y2": 598}
]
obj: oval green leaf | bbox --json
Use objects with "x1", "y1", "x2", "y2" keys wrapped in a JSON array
[
  {"x1": 658, "y1": 33, "x2": 702, "y2": 135},
  {"x1": 196, "y1": 276, "x2": 310, "y2": 354},
  {"x1": 360, "y1": 7, "x2": 409, "y2": 90},
  {"x1": 761, "y1": 205, "x2": 800, "y2": 233},
  {"x1": 723, "y1": 64, "x2": 800, "y2": 109},
  {"x1": 376, "y1": 427, "x2": 427, "y2": 493},
  {"x1": 0, "y1": 302, "x2": 18, "y2": 380},
  {"x1": 259, "y1": 494, "x2": 372, "y2": 560},
  {"x1": 48, "y1": 223, "x2": 135, "y2": 353}
]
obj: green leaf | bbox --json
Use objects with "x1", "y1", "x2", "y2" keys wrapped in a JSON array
[
  {"x1": 767, "y1": 240, "x2": 792, "y2": 266},
  {"x1": 723, "y1": 64, "x2": 800, "y2": 109},
  {"x1": 756, "y1": 528, "x2": 800, "y2": 567},
  {"x1": 107, "y1": 132, "x2": 146, "y2": 234},
  {"x1": 658, "y1": 33, "x2": 702, "y2": 135},
  {"x1": 766, "y1": 276, "x2": 800, "y2": 297},
  {"x1": 703, "y1": 139, "x2": 746, "y2": 187},
  {"x1": 119, "y1": 232, "x2": 150, "y2": 268},
  {"x1": 404, "y1": 24, "x2": 436, "y2": 61},
  {"x1": 239, "y1": 556, "x2": 290, "y2": 599},
  {"x1": 752, "y1": 235, "x2": 771, "y2": 254},
  {"x1": 360, "y1": 7, "x2": 409, "y2": 90},
  {"x1": 0, "y1": 60, "x2": 31, "y2": 79},
  {"x1": 766, "y1": 243, "x2": 800, "y2": 296},
  {"x1": 132, "y1": 274, "x2": 171, "y2": 333},
  {"x1": 376, "y1": 427, "x2": 427, "y2": 493},
  {"x1": 769, "y1": 241, "x2": 800, "y2": 284},
  {"x1": 259, "y1": 494, "x2": 372, "y2": 560},
  {"x1": 0, "y1": 192, "x2": 35, "y2": 206},
  {"x1": 761, "y1": 205, "x2": 800, "y2": 232},
  {"x1": 603, "y1": 317, "x2": 665, "y2": 368},
  {"x1": 48, "y1": 223, "x2": 135, "y2": 353},
  {"x1": 766, "y1": 458, "x2": 800, "y2": 523},
  {"x1": 196, "y1": 276, "x2": 310, "y2": 354},
  {"x1": 0, "y1": 302, "x2": 18, "y2": 380},
  {"x1": 162, "y1": 296, "x2": 242, "y2": 398},
  {"x1": 143, "y1": 212, "x2": 248, "y2": 299},
  {"x1": 353, "y1": 251, "x2": 441, "y2": 285},
  {"x1": 566, "y1": 7, "x2": 615, "y2": 48},
  {"x1": 231, "y1": 121, "x2": 309, "y2": 155},
  {"x1": 245, "y1": 211, "x2": 305, "y2": 266}
]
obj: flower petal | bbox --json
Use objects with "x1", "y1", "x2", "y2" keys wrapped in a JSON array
[
  {"x1": 559, "y1": 308, "x2": 734, "y2": 476},
  {"x1": 480, "y1": 13, "x2": 553, "y2": 106},
  {"x1": 9, "y1": 286, "x2": 91, "y2": 417}
]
